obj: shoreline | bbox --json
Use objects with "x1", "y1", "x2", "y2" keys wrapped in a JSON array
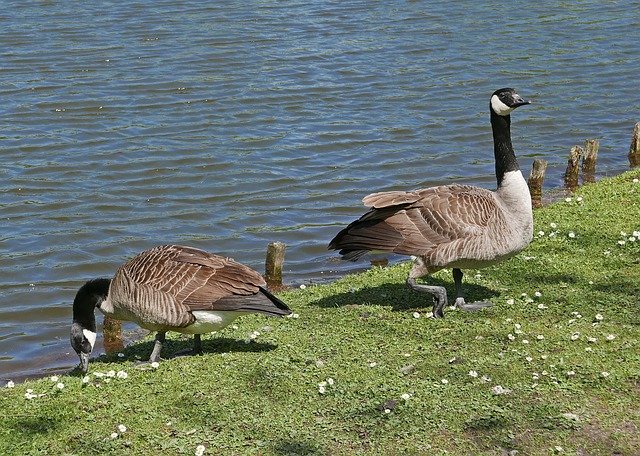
[
  {"x1": 2, "y1": 165, "x2": 637, "y2": 384},
  {"x1": 1, "y1": 169, "x2": 638, "y2": 454}
]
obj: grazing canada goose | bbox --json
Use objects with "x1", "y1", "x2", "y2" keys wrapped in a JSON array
[
  {"x1": 328, "y1": 88, "x2": 533, "y2": 318},
  {"x1": 71, "y1": 244, "x2": 291, "y2": 373}
]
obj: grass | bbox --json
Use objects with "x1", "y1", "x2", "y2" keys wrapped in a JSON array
[{"x1": 2, "y1": 170, "x2": 639, "y2": 456}]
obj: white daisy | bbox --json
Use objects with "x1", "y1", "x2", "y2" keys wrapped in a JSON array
[{"x1": 491, "y1": 385, "x2": 511, "y2": 395}]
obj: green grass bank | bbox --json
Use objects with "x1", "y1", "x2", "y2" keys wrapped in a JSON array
[{"x1": 1, "y1": 170, "x2": 639, "y2": 455}]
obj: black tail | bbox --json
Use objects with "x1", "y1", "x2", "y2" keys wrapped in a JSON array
[
  {"x1": 257, "y1": 287, "x2": 292, "y2": 316},
  {"x1": 328, "y1": 217, "x2": 400, "y2": 261},
  {"x1": 213, "y1": 288, "x2": 292, "y2": 316},
  {"x1": 327, "y1": 226, "x2": 369, "y2": 261}
]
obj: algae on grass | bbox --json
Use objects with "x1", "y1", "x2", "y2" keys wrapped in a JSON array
[{"x1": 1, "y1": 170, "x2": 639, "y2": 455}]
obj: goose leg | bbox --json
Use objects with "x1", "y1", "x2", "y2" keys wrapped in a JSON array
[
  {"x1": 452, "y1": 268, "x2": 493, "y2": 311},
  {"x1": 172, "y1": 334, "x2": 203, "y2": 358},
  {"x1": 406, "y1": 277, "x2": 447, "y2": 318},
  {"x1": 192, "y1": 334, "x2": 202, "y2": 355},
  {"x1": 149, "y1": 332, "x2": 166, "y2": 362}
]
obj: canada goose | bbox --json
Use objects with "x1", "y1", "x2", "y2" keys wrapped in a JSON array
[
  {"x1": 71, "y1": 244, "x2": 291, "y2": 373},
  {"x1": 328, "y1": 88, "x2": 532, "y2": 318}
]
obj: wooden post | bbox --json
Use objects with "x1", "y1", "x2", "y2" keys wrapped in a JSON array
[
  {"x1": 103, "y1": 316, "x2": 124, "y2": 354},
  {"x1": 370, "y1": 258, "x2": 389, "y2": 267},
  {"x1": 564, "y1": 145, "x2": 583, "y2": 191},
  {"x1": 527, "y1": 159, "x2": 547, "y2": 208},
  {"x1": 582, "y1": 139, "x2": 599, "y2": 183},
  {"x1": 629, "y1": 122, "x2": 640, "y2": 168},
  {"x1": 265, "y1": 241, "x2": 286, "y2": 290}
]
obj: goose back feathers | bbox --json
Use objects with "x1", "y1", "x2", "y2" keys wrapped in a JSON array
[
  {"x1": 101, "y1": 244, "x2": 290, "y2": 330},
  {"x1": 331, "y1": 177, "x2": 532, "y2": 269}
]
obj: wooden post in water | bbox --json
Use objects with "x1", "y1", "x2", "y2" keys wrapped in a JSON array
[
  {"x1": 103, "y1": 316, "x2": 124, "y2": 354},
  {"x1": 582, "y1": 139, "x2": 599, "y2": 183},
  {"x1": 564, "y1": 145, "x2": 583, "y2": 191},
  {"x1": 527, "y1": 159, "x2": 547, "y2": 208},
  {"x1": 265, "y1": 241, "x2": 286, "y2": 290},
  {"x1": 629, "y1": 122, "x2": 640, "y2": 168}
]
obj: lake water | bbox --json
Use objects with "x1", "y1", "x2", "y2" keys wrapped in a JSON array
[{"x1": 1, "y1": 0, "x2": 638, "y2": 381}]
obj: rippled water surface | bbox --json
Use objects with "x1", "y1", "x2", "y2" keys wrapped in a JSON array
[{"x1": 1, "y1": 0, "x2": 638, "y2": 380}]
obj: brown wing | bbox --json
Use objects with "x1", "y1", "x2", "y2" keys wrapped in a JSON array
[
  {"x1": 121, "y1": 245, "x2": 265, "y2": 311},
  {"x1": 172, "y1": 245, "x2": 265, "y2": 305},
  {"x1": 110, "y1": 245, "x2": 289, "y2": 328},
  {"x1": 330, "y1": 185, "x2": 501, "y2": 256}
]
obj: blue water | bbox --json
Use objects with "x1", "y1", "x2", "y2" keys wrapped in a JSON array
[{"x1": 1, "y1": 0, "x2": 638, "y2": 380}]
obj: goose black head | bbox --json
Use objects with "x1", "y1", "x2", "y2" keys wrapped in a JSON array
[
  {"x1": 70, "y1": 278, "x2": 111, "y2": 373},
  {"x1": 490, "y1": 88, "x2": 531, "y2": 116}
]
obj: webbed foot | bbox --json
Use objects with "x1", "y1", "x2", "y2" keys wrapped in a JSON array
[{"x1": 454, "y1": 297, "x2": 493, "y2": 312}]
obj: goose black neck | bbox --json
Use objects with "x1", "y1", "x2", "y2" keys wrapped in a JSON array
[
  {"x1": 491, "y1": 109, "x2": 520, "y2": 187},
  {"x1": 72, "y1": 278, "x2": 111, "y2": 330}
]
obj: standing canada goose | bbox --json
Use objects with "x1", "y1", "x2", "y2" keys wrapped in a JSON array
[
  {"x1": 328, "y1": 88, "x2": 533, "y2": 318},
  {"x1": 71, "y1": 244, "x2": 291, "y2": 373}
]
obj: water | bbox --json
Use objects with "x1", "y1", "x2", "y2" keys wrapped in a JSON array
[{"x1": 1, "y1": 0, "x2": 638, "y2": 381}]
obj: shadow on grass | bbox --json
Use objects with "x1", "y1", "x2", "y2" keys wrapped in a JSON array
[
  {"x1": 70, "y1": 337, "x2": 279, "y2": 376},
  {"x1": 519, "y1": 272, "x2": 578, "y2": 285},
  {"x1": 311, "y1": 277, "x2": 496, "y2": 312},
  {"x1": 0, "y1": 415, "x2": 59, "y2": 437},
  {"x1": 272, "y1": 440, "x2": 324, "y2": 455}
]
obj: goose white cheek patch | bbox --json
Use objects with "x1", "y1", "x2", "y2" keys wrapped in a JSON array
[
  {"x1": 491, "y1": 95, "x2": 514, "y2": 116},
  {"x1": 83, "y1": 329, "x2": 97, "y2": 350}
]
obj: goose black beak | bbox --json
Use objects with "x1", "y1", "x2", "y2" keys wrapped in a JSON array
[
  {"x1": 513, "y1": 97, "x2": 531, "y2": 108},
  {"x1": 79, "y1": 352, "x2": 90, "y2": 374}
]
